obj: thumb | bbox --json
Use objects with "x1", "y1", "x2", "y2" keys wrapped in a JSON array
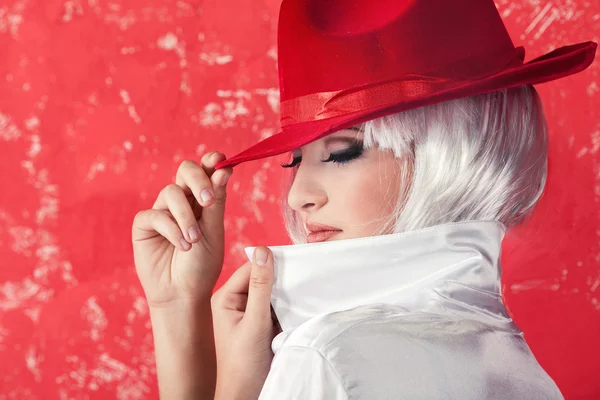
[{"x1": 245, "y1": 246, "x2": 274, "y2": 327}]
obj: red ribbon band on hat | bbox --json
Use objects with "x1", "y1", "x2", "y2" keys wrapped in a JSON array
[{"x1": 280, "y1": 47, "x2": 525, "y2": 128}]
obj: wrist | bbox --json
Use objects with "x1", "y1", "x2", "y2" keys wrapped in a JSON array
[
  {"x1": 149, "y1": 299, "x2": 214, "y2": 350},
  {"x1": 149, "y1": 297, "x2": 211, "y2": 320},
  {"x1": 214, "y1": 366, "x2": 267, "y2": 400},
  {"x1": 214, "y1": 383, "x2": 252, "y2": 400},
  {"x1": 150, "y1": 298, "x2": 217, "y2": 399}
]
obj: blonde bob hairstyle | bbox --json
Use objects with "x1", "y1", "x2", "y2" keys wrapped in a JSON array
[{"x1": 281, "y1": 84, "x2": 549, "y2": 244}]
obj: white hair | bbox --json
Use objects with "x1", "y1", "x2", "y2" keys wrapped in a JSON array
[{"x1": 282, "y1": 84, "x2": 548, "y2": 244}]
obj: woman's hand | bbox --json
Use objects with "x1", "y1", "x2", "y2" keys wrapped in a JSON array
[
  {"x1": 131, "y1": 151, "x2": 233, "y2": 399},
  {"x1": 212, "y1": 247, "x2": 278, "y2": 400},
  {"x1": 132, "y1": 151, "x2": 232, "y2": 307}
]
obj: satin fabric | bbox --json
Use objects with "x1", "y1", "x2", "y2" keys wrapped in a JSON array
[
  {"x1": 244, "y1": 221, "x2": 563, "y2": 399},
  {"x1": 278, "y1": 47, "x2": 526, "y2": 127}
]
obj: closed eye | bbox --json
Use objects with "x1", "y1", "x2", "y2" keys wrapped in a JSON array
[
  {"x1": 320, "y1": 144, "x2": 363, "y2": 165},
  {"x1": 280, "y1": 155, "x2": 302, "y2": 168},
  {"x1": 280, "y1": 141, "x2": 364, "y2": 168}
]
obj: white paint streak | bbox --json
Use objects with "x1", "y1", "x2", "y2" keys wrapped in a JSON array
[
  {"x1": 255, "y1": 88, "x2": 279, "y2": 113},
  {"x1": 62, "y1": 1, "x2": 84, "y2": 23},
  {"x1": 85, "y1": 158, "x2": 106, "y2": 181},
  {"x1": 509, "y1": 279, "x2": 560, "y2": 294},
  {"x1": 92, "y1": 353, "x2": 128, "y2": 381},
  {"x1": 522, "y1": 3, "x2": 552, "y2": 39},
  {"x1": 212, "y1": 91, "x2": 251, "y2": 122},
  {"x1": 198, "y1": 88, "x2": 278, "y2": 128},
  {"x1": 25, "y1": 345, "x2": 41, "y2": 381},
  {"x1": 24, "y1": 116, "x2": 40, "y2": 131},
  {"x1": 0, "y1": 112, "x2": 22, "y2": 141},
  {"x1": 587, "y1": 81, "x2": 599, "y2": 97},
  {"x1": 156, "y1": 32, "x2": 191, "y2": 94},
  {"x1": 195, "y1": 144, "x2": 207, "y2": 157},
  {"x1": 82, "y1": 296, "x2": 108, "y2": 341},
  {"x1": 36, "y1": 182, "x2": 59, "y2": 225},
  {"x1": 119, "y1": 90, "x2": 141, "y2": 124},
  {"x1": 103, "y1": 11, "x2": 137, "y2": 30},
  {"x1": 0, "y1": 278, "x2": 41, "y2": 311},
  {"x1": 157, "y1": 32, "x2": 178, "y2": 50},
  {"x1": 576, "y1": 131, "x2": 600, "y2": 159},
  {"x1": 23, "y1": 306, "x2": 41, "y2": 322},
  {"x1": 217, "y1": 89, "x2": 251, "y2": 99},
  {"x1": 8, "y1": 225, "x2": 35, "y2": 254},
  {"x1": 590, "y1": 278, "x2": 600, "y2": 293},
  {"x1": 127, "y1": 107, "x2": 141, "y2": 124},
  {"x1": 533, "y1": 8, "x2": 559, "y2": 41},
  {"x1": 260, "y1": 128, "x2": 276, "y2": 140},
  {"x1": 199, "y1": 53, "x2": 233, "y2": 65},
  {"x1": 199, "y1": 103, "x2": 223, "y2": 127},
  {"x1": 120, "y1": 46, "x2": 138, "y2": 55},
  {"x1": 223, "y1": 100, "x2": 249, "y2": 121},
  {"x1": 501, "y1": 3, "x2": 516, "y2": 18},
  {"x1": 0, "y1": 2, "x2": 24, "y2": 38},
  {"x1": 132, "y1": 296, "x2": 148, "y2": 315},
  {"x1": 0, "y1": 117, "x2": 75, "y2": 323},
  {"x1": 27, "y1": 134, "x2": 41, "y2": 158},
  {"x1": 247, "y1": 170, "x2": 267, "y2": 222}
]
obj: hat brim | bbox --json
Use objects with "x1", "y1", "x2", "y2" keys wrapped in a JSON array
[{"x1": 215, "y1": 41, "x2": 597, "y2": 170}]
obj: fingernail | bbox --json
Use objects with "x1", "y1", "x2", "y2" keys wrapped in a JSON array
[
  {"x1": 219, "y1": 174, "x2": 230, "y2": 186},
  {"x1": 188, "y1": 225, "x2": 200, "y2": 241},
  {"x1": 255, "y1": 247, "x2": 268, "y2": 266},
  {"x1": 200, "y1": 189, "x2": 213, "y2": 202},
  {"x1": 180, "y1": 238, "x2": 191, "y2": 250}
]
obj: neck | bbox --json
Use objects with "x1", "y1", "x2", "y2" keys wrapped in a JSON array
[{"x1": 245, "y1": 220, "x2": 512, "y2": 332}]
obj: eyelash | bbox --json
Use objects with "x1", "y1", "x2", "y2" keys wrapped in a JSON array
[{"x1": 280, "y1": 143, "x2": 364, "y2": 168}]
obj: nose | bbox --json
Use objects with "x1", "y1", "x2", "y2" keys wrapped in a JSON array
[{"x1": 287, "y1": 164, "x2": 328, "y2": 213}]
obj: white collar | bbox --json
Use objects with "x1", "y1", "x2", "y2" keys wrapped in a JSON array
[{"x1": 245, "y1": 220, "x2": 509, "y2": 333}]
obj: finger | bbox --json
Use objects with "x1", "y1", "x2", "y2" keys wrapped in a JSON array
[
  {"x1": 132, "y1": 209, "x2": 192, "y2": 252},
  {"x1": 175, "y1": 159, "x2": 215, "y2": 208},
  {"x1": 244, "y1": 247, "x2": 274, "y2": 327},
  {"x1": 151, "y1": 184, "x2": 201, "y2": 244},
  {"x1": 153, "y1": 159, "x2": 214, "y2": 214},
  {"x1": 198, "y1": 152, "x2": 233, "y2": 234}
]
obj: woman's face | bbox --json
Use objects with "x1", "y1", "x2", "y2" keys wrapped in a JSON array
[{"x1": 285, "y1": 127, "x2": 405, "y2": 243}]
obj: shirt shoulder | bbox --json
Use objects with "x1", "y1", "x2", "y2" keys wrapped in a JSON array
[
  {"x1": 259, "y1": 345, "x2": 348, "y2": 400},
  {"x1": 276, "y1": 304, "x2": 564, "y2": 400}
]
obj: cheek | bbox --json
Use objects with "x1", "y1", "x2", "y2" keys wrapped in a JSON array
[{"x1": 333, "y1": 160, "x2": 402, "y2": 233}]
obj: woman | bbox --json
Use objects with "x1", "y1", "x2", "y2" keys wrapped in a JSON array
[{"x1": 132, "y1": 0, "x2": 596, "y2": 398}]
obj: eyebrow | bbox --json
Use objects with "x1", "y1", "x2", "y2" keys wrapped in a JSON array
[{"x1": 323, "y1": 126, "x2": 363, "y2": 145}]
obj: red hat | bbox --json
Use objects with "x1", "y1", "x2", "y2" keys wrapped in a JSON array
[{"x1": 215, "y1": 0, "x2": 597, "y2": 170}]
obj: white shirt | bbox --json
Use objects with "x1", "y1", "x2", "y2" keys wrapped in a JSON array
[{"x1": 244, "y1": 221, "x2": 563, "y2": 399}]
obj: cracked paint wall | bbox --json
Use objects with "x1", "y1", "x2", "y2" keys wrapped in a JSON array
[{"x1": 0, "y1": 0, "x2": 599, "y2": 399}]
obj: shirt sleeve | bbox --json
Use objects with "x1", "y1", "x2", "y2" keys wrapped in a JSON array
[{"x1": 258, "y1": 346, "x2": 348, "y2": 400}]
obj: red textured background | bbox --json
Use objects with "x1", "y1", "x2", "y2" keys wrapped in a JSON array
[{"x1": 0, "y1": 0, "x2": 599, "y2": 399}]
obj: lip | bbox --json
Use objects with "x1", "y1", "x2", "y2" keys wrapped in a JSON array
[
  {"x1": 306, "y1": 222, "x2": 341, "y2": 233},
  {"x1": 307, "y1": 230, "x2": 342, "y2": 243}
]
